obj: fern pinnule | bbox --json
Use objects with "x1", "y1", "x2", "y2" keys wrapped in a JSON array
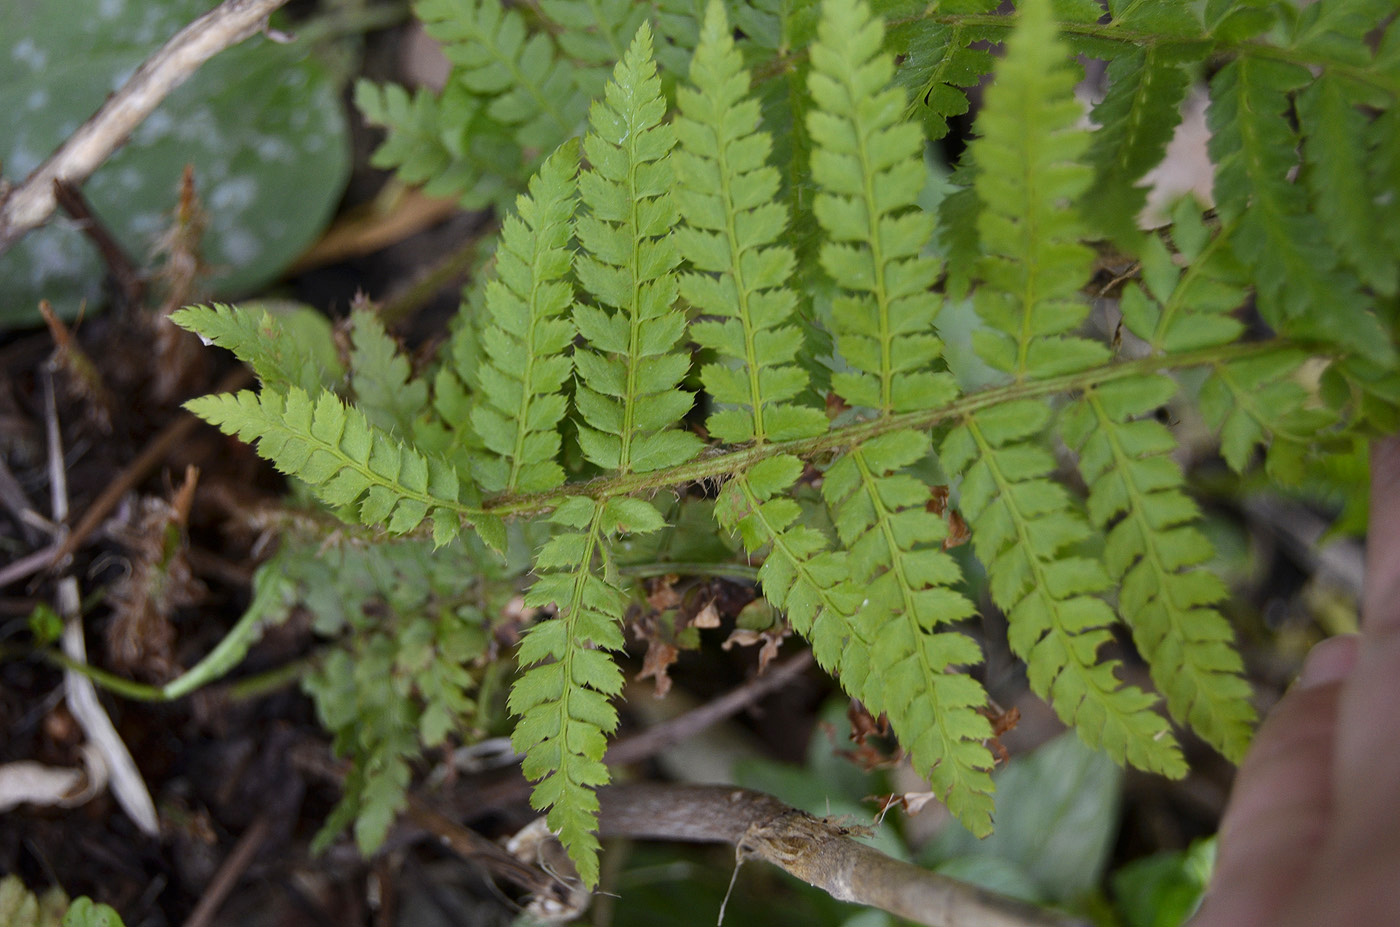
[
  {"x1": 715, "y1": 455, "x2": 859, "y2": 648},
  {"x1": 1080, "y1": 47, "x2": 1192, "y2": 244},
  {"x1": 1060, "y1": 376, "x2": 1256, "y2": 761},
  {"x1": 186, "y1": 386, "x2": 484, "y2": 549},
  {"x1": 573, "y1": 23, "x2": 703, "y2": 474},
  {"x1": 943, "y1": 402, "x2": 1186, "y2": 777},
  {"x1": 418, "y1": 0, "x2": 584, "y2": 150},
  {"x1": 1119, "y1": 208, "x2": 1248, "y2": 354},
  {"x1": 1299, "y1": 72, "x2": 1398, "y2": 296},
  {"x1": 808, "y1": 0, "x2": 955, "y2": 416},
  {"x1": 890, "y1": 4, "x2": 998, "y2": 140},
  {"x1": 509, "y1": 495, "x2": 666, "y2": 886},
  {"x1": 472, "y1": 141, "x2": 580, "y2": 493},
  {"x1": 539, "y1": 0, "x2": 648, "y2": 94},
  {"x1": 171, "y1": 303, "x2": 340, "y2": 394},
  {"x1": 348, "y1": 307, "x2": 430, "y2": 439},
  {"x1": 968, "y1": 0, "x2": 1107, "y2": 381},
  {"x1": 821, "y1": 431, "x2": 997, "y2": 835},
  {"x1": 676, "y1": 1, "x2": 827, "y2": 445},
  {"x1": 1207, "y1": 59, "x2": 1389, "y2": 362}
]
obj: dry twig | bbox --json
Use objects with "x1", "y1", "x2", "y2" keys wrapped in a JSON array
[
  {"x1": 0, "y1": 0, "x2": 292, "y2": 252},
  {"x1": 597, "y1": 784, "x2": 1089, "y2": 927}
]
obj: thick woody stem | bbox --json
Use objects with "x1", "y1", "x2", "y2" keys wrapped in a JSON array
[{"x1": 0, "y1": 0, "x2": 292, "y2": 252}]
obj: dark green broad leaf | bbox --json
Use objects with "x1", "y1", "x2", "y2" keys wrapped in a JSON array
[
  {"x1": 920, "y1": 731, "x2": 1122, "y2": 904},
  {"x1": 0, "y1": 0, "x2": 350, "y2": 327}
]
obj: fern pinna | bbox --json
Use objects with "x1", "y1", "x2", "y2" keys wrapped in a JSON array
[{"x1": 179, "y1": 0, "x2": 1400, "y2": 885}]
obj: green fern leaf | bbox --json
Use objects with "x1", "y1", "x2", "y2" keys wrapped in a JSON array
[
  {"x1": 676, "y1": 1, "x2": 827, "y2": 444},
  {"x1": 1208, "y1": 59, "x2": 1389, "y2": 363},
  {"x1": 822, "y1": 431, "x2": 996, "y2": 834},
  {"x1": 186, "y1": 386, "x2": 487, "y2": 548},
  {"x1": 1198, "y1": 348, "x2": 1332, "y2": 484},
  {"x1": 472, "y1": 141, "x2": 580, "y2": 493},
  {"x1": 573, "y1": 24, "x2": 704, "y2": 473},
  {"x1": 170, "y1": 303, "x2": 339, "y2": 393},
  {"x1": 1118, "y1": 204, "x2": 1248, "y2": 353},
  {"x1": 509, "y1": 496, "x2": 647, "y2": 886},
  {"x1": 348, "y1": 307, "x2": 429, "y2": 438},
  {"x1": 539, "y1": 0, "x2": 649, "y2": 94},
  {"x1": 889, "y1": 7, "x2": 999, "y2": 140},
  {"x1": 1299, "y1": 72, "x2": 1398, "y2": 296},
  {"x1": 715, "y1": 455, "x2": 859, "y2": 647},
  {"x1": 968, "y1": 0, "x2": 1108, "y2": 380},
  {"x1": 418, "y1": 0, "x2": 587, "y2": 150},
  {"x1": 943, "y1": 403, "x2": 1187, "y2": 776},
  {"x1": 1080, "y1": 47, "x2": 1193, "y2": 244},
  {"x1": 1105, "y1": 0, "x2": 1202, "y2": 36},
  {"x1": 808, "y1": 0, "x2": 957, "y2": 415},
  {"x1": 1060, "y1": 376, "x2": 1255, "y2": 761}
]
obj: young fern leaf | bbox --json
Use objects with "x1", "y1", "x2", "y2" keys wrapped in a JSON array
[
  {"x1": 573, "y1": 24, "x2": 703, "y2": 474},
  {"x1": 186, "y1": 387, "x2": 489, "y2": 549},
  {"x1": 170, "y1": 303, "x2": 339, "y2": 394},
  {"x1": 354, "y1": 82, "x2": 488, "y2": 206},
  {"x1": 822, "y1": 432, "x2": 997, "y2": 834},
  {"x1": 676, "y1": 0, "x2": 827, "y2": 445},
  {"x1": 1060, "y1": 377, "x2": 1255, "y2": 761},
  {"x1": 1198, "y1": 348, "x2": 1325, "y2": 483},
  {"x1": 808, "y1": 0, "x2": 956, "y2": 415},
  {"x1": 509, "y1": 496, "x2": 664, "y2": 885},
  {"x1": 348, "y1": 307, "x2": 429, "y2": 439},
  {"x1": 943, "y1": 403, "x2": 1186, "y2": 776},
  {"x1": 968, "y1": 0, "x2": 1107, "y2": 380},
  {"x1": 472, "y1": 141, "x2": 580, "y2": 493}
]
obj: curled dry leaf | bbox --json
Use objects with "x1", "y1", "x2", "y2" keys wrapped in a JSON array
[
  {"x1": 870, "y1": 790, "x2": 939, "y2": 822},
  {"x1": 721, "y1": 625, "x2": 789, "y2": 673},
  {"x1": 0, "y1": 743, "x2": 107, "y2": 813}
]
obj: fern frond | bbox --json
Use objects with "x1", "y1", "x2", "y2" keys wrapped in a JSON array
[
  {"x1": 472, "y1": 141, "x2": 580, "y2": 493},
  {"x1": 1208, "y1": 59, "x2": 1388, "y2": 362},
  {"x1": 348, "y1": 308, "x2": 429, "y2": 438},
  {"x1": 509, "y1": 496, "x2": 664, "y2": 885},
  {"x1": 573, "y1": 24, "x2": 703, "y2": 473},
  {"x1": 808, "y1": 0, "x2": 956, "y2": 415},
  {"x1": 186, "y1": 387, "x2": 491, "y2": 548},
  {"x1": 968, "y1": 0, "x2": 1107, "y2": 380},
  {"x1": 822, "y1": 430, "x2": 996, "y2": 834},
  {"x1": 418, "y1": 0, "x2": 587, "y2": 150},
  {"x1": 889, "y1": 6, "x2": 999, "y2": 140},
  {"x1": 676, "y1": 1, "x2": 828, "y2": 444},
  {"x1": 943, "y1": 405, "x2": 1186, "y2": 776},
  {"x1": 171, "y1": 303, "x2": 339, "y2": 393},
  {"x1": 1299, "y1": 72, "x2": 1397, "y2": 296},
  {"x1": 1060, "y1": 376, "x2": 1255, "y2": 761},
  {"x1": 1080, "y1": 47, "x2": 1193, "y2": 243}
]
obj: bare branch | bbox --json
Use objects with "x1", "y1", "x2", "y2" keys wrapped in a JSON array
[
  {"x1": 0, "y1": 0, "x2": 292, "y2": 253},
  {"x1": 597, "y1": 784, "x2": 1089, "y2": 927}
]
